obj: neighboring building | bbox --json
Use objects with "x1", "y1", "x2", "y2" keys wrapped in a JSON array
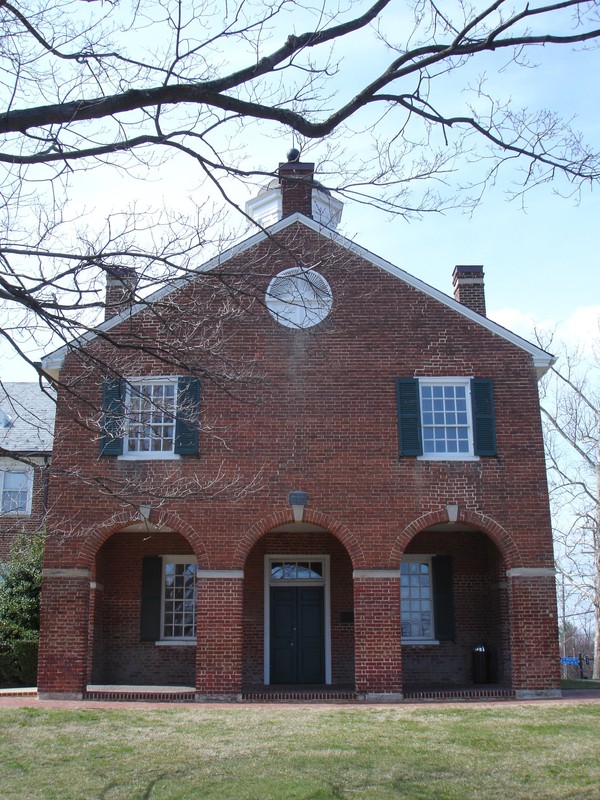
[
  {"x1": 0, "y1": 382, "x2": 55, "y2": 562},
  {"x1": 37, "y1": 158, "x2": 561, "y2": 701}
]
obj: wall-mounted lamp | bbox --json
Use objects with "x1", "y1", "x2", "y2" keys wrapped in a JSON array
[
  {"x1": 139, "y1": 503, "x2": 152, "y2": 521},
  {"x1": 288, "y1": 491, "x2": 308, "y2": 523},
  {"x1": 446, "y1": 503, "x2": 459, "y2": 523}
]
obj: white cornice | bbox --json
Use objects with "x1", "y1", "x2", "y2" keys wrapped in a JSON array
[{"x1": 41, "y1": 213, "x2": 554, "y2": 378}]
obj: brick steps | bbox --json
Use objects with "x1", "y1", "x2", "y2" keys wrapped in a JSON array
[
  {"x1": 242, "y1": 690, "x2": 357, "y2": 702},
  {"x1": 404, "y1": 687, "x2": 515, "y2": 701},
  {"x1": 85, "y1": 689, "x2": 196, "y2": 703}
]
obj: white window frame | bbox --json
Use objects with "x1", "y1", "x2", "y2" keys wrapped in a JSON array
[
  {"x1": 265, "y1": 268, "x2": 333, "y2": 329},
  {"x1": 0, "y1": 462, "x2": 33, "y2": 516},
  {"x1": 157, "y1": 555, "x2": 197, "y2": 645},
  {"x1": 118, "y1": 377, "x2": 181, "y2": 461},
  {"x1": 263, "y1": 554, "x2": 332, "y2": 685},
  {"x1": 417, "y1": 377, "x2": 479, "y2": 462},
  {"x1": 400, "y1": 555, "x2": 439, "y2": 645}
]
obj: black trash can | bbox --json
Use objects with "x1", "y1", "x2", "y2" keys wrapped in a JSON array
[{"x1": 472, "y1": 644, "x2": 490, "y2": 684}]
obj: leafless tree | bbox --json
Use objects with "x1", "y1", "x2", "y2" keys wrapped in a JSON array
[
  {"x1": 2, "y1": 1, "x2": 600, "y2": 372},
  {"x1": 539, "y1": 333, "x2": 600, "y2": 679},
  {"x1": 3, "y1": 1, "x2": 600, "y2": 513}
]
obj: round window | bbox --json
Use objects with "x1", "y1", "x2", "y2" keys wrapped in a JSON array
[{"x1": 265, "y1": 268, "x2": 333, "y2": 329}]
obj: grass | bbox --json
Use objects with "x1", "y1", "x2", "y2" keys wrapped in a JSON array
[
  {"x1": 561, "y1": 679, "x2": 600, "y2": 690},
  {"x1": 0, "y1": 703, "x2": 599, "y2": 799}
]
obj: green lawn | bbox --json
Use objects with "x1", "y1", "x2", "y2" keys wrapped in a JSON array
[
  {"x1": 561, "y1": 679, "x2": 600, "y2": 690},
  {"x1": 0, "y1": 703, "x2": 599, "y2": 799}
]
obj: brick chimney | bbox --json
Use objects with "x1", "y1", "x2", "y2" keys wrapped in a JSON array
[
  {"x1": 104, "y1": 266, "x2": 138, "y2": 321},
  {"x1": 452, "y1": 265, "x2": 486, "y2": 317},
  {"x1": 278, "y1": 159, "x2": 315, "y2": 218}
]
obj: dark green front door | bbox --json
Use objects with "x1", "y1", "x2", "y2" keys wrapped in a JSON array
[{"x1": 270, "y1": 586, "x2": 325, "y2": 684}]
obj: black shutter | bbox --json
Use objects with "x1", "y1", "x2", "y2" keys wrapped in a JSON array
[
  {"x1": 471, "y1": 379, "x2": 496, "y2": 456},
  {"x1": 174, "y1": 377, "x2": 200, "y2": 455},
  {"x1": 140, "y1": 556, "x2": 162, "y2": 642},
  {"x1": 432, "y1": 555, "x2": 455, "y2": 641},
  {"x1": 100, "y1": 379, "x2": 124, "y2": 456},
  {"x1": 396, "y1": 378, "x2": 423, "y2": 456}
]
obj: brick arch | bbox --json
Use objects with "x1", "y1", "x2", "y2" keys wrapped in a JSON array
[
  {"x1": 233, "y1": 508, "x2": 366, "y2": 569},
  {"x1": 390, "y1": 507, "x2": 522, "y2": 568},
  {"x1": 74, "y1": 508, "x2": 210, "y2": 569}
]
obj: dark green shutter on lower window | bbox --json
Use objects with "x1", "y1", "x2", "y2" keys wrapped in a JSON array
[
  {"x1": 396, "y1": 378, "x2": 423, "y2": 456},
  {"x1": 471, "y1": 379, "x2": 497, "y2": 456},
  {"x1": 140, "y1": 556, "x2": 162, "y2": 642},
  {"x1": 174, "y1": 376, "x2": 200, "y2": 455},
  {"x1": 100, "y1": 379, "x2": 124, "y2": 456},
  {"x1": 432, "y1": 556, "x2": 455, "y2": 641}
]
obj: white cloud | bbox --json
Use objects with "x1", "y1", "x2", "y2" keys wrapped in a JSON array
[
  {"x1": 489, "y1": 305, "x2": 600, "y2": 356},
  {"x1": 560, "y1": 306, "x2": 600, "y2": 351}
]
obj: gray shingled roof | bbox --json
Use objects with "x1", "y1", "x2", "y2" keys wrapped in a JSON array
[{"x1": 0, "y1": 382, "x2": 55, "y2": 454}]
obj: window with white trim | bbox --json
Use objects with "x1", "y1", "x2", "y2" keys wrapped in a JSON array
[
  {"x1": 161, "y1": 556, "x2": 197, "y2": 640},
  {"x1": 419, "y1": 379, "x2": 472, "y2": 458},
  {"x1": 269, "y1": 560, "x2": 325, "y2": 581},
  {"x1": 400, "y1": 556, "x2": 434, "y2": 641},
  {"x1": 265, "y1": 268, "x2": 333, "y2": 329},
  {"x1": 101, "y1": 376, "x2": 200, "y2": 459},
  {"x1": 396, "y1": 377, "x2": 496, "y2": 460},
  {"x1": 0, "y1": 468, "x2": 32, "y2": 516},
  {"x1": 125, "y1": 379, "x2": 177, "y2": 456}
]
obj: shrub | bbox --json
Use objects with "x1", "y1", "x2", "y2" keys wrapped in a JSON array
[
  {"x1": 0, "y1": 533, "x2": 43, "y2": 686},
  {"x1": 0, "y1": 639, "x2": 38, "y2": 686}
]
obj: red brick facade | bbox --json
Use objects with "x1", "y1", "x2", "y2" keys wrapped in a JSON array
[{"x1": 38, "y1": 173, "x2": 561, "y2": 700}]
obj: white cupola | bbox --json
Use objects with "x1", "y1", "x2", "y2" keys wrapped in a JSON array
[{"x1": 245, "y1": 151, "x2": 343, "y2": 230}]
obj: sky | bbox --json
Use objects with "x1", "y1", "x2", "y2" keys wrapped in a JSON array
[{"x1": 1, "y1": 1, "x2": 600, "y2": 380}]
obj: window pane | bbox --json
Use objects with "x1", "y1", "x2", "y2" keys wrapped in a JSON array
[
  {"x1": 271, "y1": 562, "x2": 283, "y2": 579},
  {"x1": 283, "y1": 562, "x2": 296, "y2": 579}
]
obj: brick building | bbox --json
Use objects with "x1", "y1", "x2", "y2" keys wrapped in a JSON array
[
  {"x1": 37, "y1": 158, "x2": 561, "y2": 701},
  {"x1": 0, "y1": 383, "x2": 54, "y2": 562}
]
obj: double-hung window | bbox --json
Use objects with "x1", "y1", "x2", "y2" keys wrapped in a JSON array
[
  {"x1": 162, "y1": 557, "x2": 197, "y2": 641},
  {"x1": 400, "y1": 557, "x2": 434, "y2": 640},
  {"x1": 400, "y1": 555, "x2": 455, "y2": 643},
  {"x1": 140, "y1": 555, "x2": 197, "y2": 643},
  {"x1": 100, "y1": 376, "x2": 200, "y2": 458},
  {"x1": 420, "y1": 379, "x2": 472, "y2": 457},
  {"x1": 0, "y1": 466, "x2": 32, "y2": 515},
  {"x1": 125, "y1": 379, "x2": 177, "y2": 456},
  {"x1": 397, "y1": 377, "x2": 496, "y2": 459}
]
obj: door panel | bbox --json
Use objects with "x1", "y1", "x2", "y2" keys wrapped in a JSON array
[
  {"x1": 270, "y1": 586, "x2": 325, "y2": 684},
  {"x1": 270, "y1": 587, "x2": 297, "y2": 684},
  {"x1": 297, "y1": 587, "x2": 325, "y2": 683}
]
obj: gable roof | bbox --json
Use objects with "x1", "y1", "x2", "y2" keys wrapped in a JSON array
[
  {"x1": 0, "y1": 382, "x2": 56, "y2": 454},
  {"x1": 41, "y1": 213, "x2": 554, "y2": 378}
]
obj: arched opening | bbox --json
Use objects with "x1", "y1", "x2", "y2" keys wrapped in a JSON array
[
  {"x1": 401, "y1": 525, "x2": 510, "y2": 691},
  {"x1": 90, "y1": 525, "x2": 197, "y2": 687},
  {"x1": 242, "y1": 524, "x2": 355, "y2": 691}
]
